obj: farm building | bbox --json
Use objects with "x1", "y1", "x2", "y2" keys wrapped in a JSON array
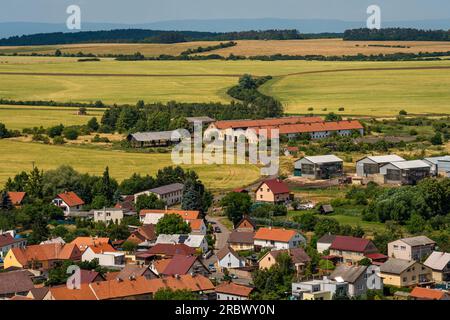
[
  {"x1": 127, "y1": 131, "x2": 182, "y2": 148},
  {"x1": 356, "y1": 154, "x2": 405, "y2": 177},
  {"x1": 423, "y1": 156, "x2": 450, "y2": 176},
  {"x1": 379, "y1": 160, "x2": 431, "y2": 185},
  {"x1": 134, "y1": 183, "x2": 184, "y2": 206},
  {"x1": 294, "y1": 155, "x2": 344, "y2": 179}
]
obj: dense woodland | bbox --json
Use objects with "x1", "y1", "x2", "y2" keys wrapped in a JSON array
[
  {"x1": 343, "y1": 28, "x2": 450, "y2": 41},
  {"x1": 0, "y1": 29, "x2": 302, "y2": 46}
]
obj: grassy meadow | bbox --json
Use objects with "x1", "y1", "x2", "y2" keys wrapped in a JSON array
[
  {"x1": 0, "y1": 139, "x2": 261, "y2": 191},
  {"x1": 0, "y1": 105, "x2": 104, "y2": 130},
  {"x1": 1, "y1": 56, "x2": 450, "y2": 114}
]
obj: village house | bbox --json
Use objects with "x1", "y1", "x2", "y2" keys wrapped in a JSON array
[
  {"x1": 139, "y1": 209, "x2": 200, "y2": 225},
  {"x1": 134, "y1": 183, "x2": 184, "y2": 206},
  {"x1": 316, "y1": 234, "x2": 336, "y2": 253},
  {"x1": 387, "y1": 236, "x2": 436, "y2": 261},
  {"x1": 82, "y1": 243, "x2": 125, "y2": 268},
  {"x1": 356, "y1": 154, "x2": 405, "y2": 177},
  {"x1": 292, "y1": 277, "x2": 348, "y2": 300},
  {"x1": 215, "y1": 282, "x2": 254, "y2": 300},
  {"x1": 187, "y1": 219, "x2": 207, "y2": 235},
  {"x1": 329, "y1": 265, "x2": 381, "y2": 297},
  {"x1": 294, "y1": 155, "x2": 344, "y2": 179},
  {"x1": 151, "y1": 254, "x2": 209, "y2": 277},
  {"x1": 0, "y1": 270, "x2": 35, "y2": 299},
  {"x1": 126, "y1": 225, "x2": 157, "y2": 247},
  {"x1": 380, "y1": 160, "x2": 431, "y2": 185},
  {"x1": 70, "y1": 237, "x2": 111, "y2": 252},
  {"x1": 255, "y1": 179, "x2": 290, "y2": 204},
  {"x1": 227, "y1": 231, "x2": 254, "y2": 251},
  {"x1": 254, "y1": 227, "x2": 305, "y2": 250},
  {"x1": 0, "y1": 232, "x2": 26, "y2": 258},
  {"x1": 155, "y1": 234, "x2": 208, "y2": 253},
  {"x1": 380, "y1": 258, "x2": 432, "y2": 287},
  {"x1": 409, "y1": 287, "x2": 450, "y2": 300},
  {"x1": 258, "y1": 247, "x2": 310, "y2": 275},
  {"x1": 52, "y1": 191, "x2": 85, "y2": 216},
  {"x1": 127, "y1": 130, "x2": 182, "y2": 148},
  {"x1": 93, "y1": 208, "x2": 124, "y2": 224},
  {"x1": 4, "y1": 243, "x2": 81, "y2": 271},
  {"x1": 216, "y1": 246, "x2": 246, "y2": 271},
  {"x1": 115, "y1": 264, "x2": 157, "y2": 281},
  {"x1": 423, "y1": 251, "x2": 450, "y2": 283},
  {"x1": 7, "y1": 191, "x2": 26, "y2": 208},
  {"x1": 234, "y1": 215, "x2": 256, "y2": 232},
  {"x1": 328, "y1": 235, "x2": 379, "y2": 264}
]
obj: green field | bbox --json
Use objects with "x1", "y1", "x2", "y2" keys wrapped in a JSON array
[
  {"x1": 0, "y1": 105, "x2": 104, "y2": 130},
  {"x1": 1, "y1": 56, "x2": 450, "y2": 115},
  {"x1": 261, "y1": 68, "x2": 450, "y2": 116},
  {"x1": 0, "y1": 140, "x2": 261, "y2": 191}
]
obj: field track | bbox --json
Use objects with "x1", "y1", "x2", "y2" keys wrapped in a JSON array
[{"x1": 1, "y1": 65, "x2": 449, "y2": 78}]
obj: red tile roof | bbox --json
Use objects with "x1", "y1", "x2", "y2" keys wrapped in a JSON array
[
  {"x1": 258, "y1": 120, "x2": 364, "y2": 138},
  {"x1": 257, "y1": 179, "x2": 290, "y2": 194},
  {"x1": 213, "y1": 116, "x2": 323, "y2": 130},
  {"x1": 365, "y1": 253, "x2": 388, "y2": 260},
  {"x1": 160, "y1": 255, "x2": 198, "y2": 275},
  {"x1": 7, "y1": 192, "x2": 26, "y2": 205},
  {"x1": 145, "y1": 243, "x2": 196, "y2": 256},
  {"x1": 254, "y1": 227, "x2": 298, "y2": 242},
  {"x1": 70, "y1": 237, "x2": 110, "y2": 252},
  {"x1": 329, "y1": 236, "x2": 375, "y2": 253},
  {"x1": 11, "y1": 243, "x2": 81, "y2": 266},
  {"x1": 80, "y1": 270, "x2": 103, "y2": 284},
  {"x1": 410, "y1": 287, "x2": 447, "y2": 300},
  {"x1": 87, "y1": 243, "x2": 117, "y2": 254},
  {"x1": 0, "y1": 233, "x2": 22, "y2": 247},
  {"x1": 215, "y1": 282, "x2": 254, "y2": 297},
  {"x1": 56, "y1": 191, "x2": 84, "y2": 207}
]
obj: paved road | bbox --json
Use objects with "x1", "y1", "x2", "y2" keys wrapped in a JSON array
[{"x1": 206, "y1": 215, "x2": 231, "y2": 253}]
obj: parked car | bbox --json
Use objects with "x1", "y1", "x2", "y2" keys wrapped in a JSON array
[
  {"x1": 214, "y1": 226, "x2": 221, "y2": 233},
  {"x1": 208, "y1": 263, "x2": 216, "y2": 272}
]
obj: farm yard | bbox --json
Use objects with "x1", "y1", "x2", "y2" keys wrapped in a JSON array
[
  {"x1": 0, "y1": 139, "x2": 261, "y2": 191},
  {"x1": 0, "y1": 56, "x2": 450, "y2": 114}
]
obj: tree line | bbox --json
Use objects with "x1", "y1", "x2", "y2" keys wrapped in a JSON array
[
  {"x1": 0, "y1": 29, "x2": 303, "y2": 46},
  {"x1": 343, "y1": 28, "x2": 450, "y2": 41}
]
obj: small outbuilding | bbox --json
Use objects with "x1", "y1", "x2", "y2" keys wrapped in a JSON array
[{"x1": 127, "y1": 131, "x2": 182, "y2": 148}]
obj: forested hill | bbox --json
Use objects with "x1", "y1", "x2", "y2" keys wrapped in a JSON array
[
  {"x1": 0, "y1": 29, "x2": 302, "y2": 46},
  {"x1": 343, "y1": 28, "x2": 450, "y2": 41}
]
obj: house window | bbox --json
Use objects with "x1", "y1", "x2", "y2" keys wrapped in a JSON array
[
  {"x1": 393, "y1": 245, "x2": 399, "y2": 249},
  {"x1": 400, "y1": 246, "x2": 406, "y2": 251},
  {"x1": 403, "y1": 277, "x2": 407, "y2": 282}
]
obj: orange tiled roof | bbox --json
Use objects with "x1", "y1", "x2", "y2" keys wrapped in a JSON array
[
  {"x1": 70, "y1": 237, "x2": 110, "y2": 252},
  {"x1": 50, "y1": 284, "x2": 97, "y2": 300},
  {"x1": 56, "y1": 191, "x2": 85, "y2": 207},
  {"x1": 215, "y1": 282, "x2": 253, "y2": 297},
  {"x1": 139, "y1": 209, "x2": 200, "y2": 220},
  {"x1": 153, "y1": 259, "x2": 172, "y2": 274},
  {"x1": 410, "y1": 287, "x2": 446, "y2": 300},
  {"x1": 87, "y1": 243, "x2": 117, "y2": 254},
  {"x1": 7, "y1": 191, "x2": 26, "y2": 205},
  {"x1": 146, "y1": 275, "x2": 214, "y2": 294},
  {"x1": 89, "y1": 276, "x2": 153, "y2": 300},
  {"x1": 254, "y1": 227, "x2": 297, "y2": 242},
  {"x1": 188, "y1": 219, "x2": 204, "y2": 231},
  {"x1": 213, "y1": 116, "x2": 323, "y2": 130},
  {"x1": 11, "y1": 244, "x2": 81, "y2": 266}
]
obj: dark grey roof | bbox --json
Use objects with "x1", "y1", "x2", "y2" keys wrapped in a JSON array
[
  {"x1": 128, "y1": 131, "x2": 182, "y2": 142},
  {"x1": 149, "y1": 183, "x2": 184, "y2": 195},
  {"x1": 317, "y1": 234, "x2": 336, "y2": 244},
  {"x1": 320, "y1": 204, "x2": 334, "y2": 213},
  {"x1": 330, "y1": 265, "x2": 367, "y2": 283},
  {"x1": 228, "y1": 231, "x2": 254, "y2": 244},
  {"x1": 0, "y1": 270, "x2": 35, "y2": 295},
  {"x1": 380, "y1": 258, "x2": 416, "y2": 275}
]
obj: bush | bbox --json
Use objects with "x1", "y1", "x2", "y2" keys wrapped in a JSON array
[
  {"x1": 47, "y1": 124, "x2": 64, "y2": 138},
  {"x1": 52, "y1": 136, "x2": 65, "y2": 145},
  {"x1": 63, "y1": 127, "x2": 80, "y2": 140}
]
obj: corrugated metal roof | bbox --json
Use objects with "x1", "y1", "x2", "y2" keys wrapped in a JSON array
[
  {"x1": 129, "y1": 131, "x2": 181, "y2": 142},
  {"x1": 148, "y1": 183, "x2": 184, "y2": 195},
  {"x1": 423, "y1": 156, "x2": 450, "y2": 164},
  {"x1": 388, "y1": 160, "x2": 431, "y2": 170},
  {"x1": 365, "y1": 155, "x2": 405, "y2": 163},
  {"x1": 302, "y1": 155, "x2": 343, "y2": 164}
]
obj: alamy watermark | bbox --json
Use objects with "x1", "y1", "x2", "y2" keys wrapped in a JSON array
[
  {"x1": 66, "y1": 5, "x2": 81, "y2": 30},
  {"x1": 170, "y1": 121, "x2": 279, "y2": 176},
  {"x1": 367, "y1": 5, "x2": 381, "y2": 30}
]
